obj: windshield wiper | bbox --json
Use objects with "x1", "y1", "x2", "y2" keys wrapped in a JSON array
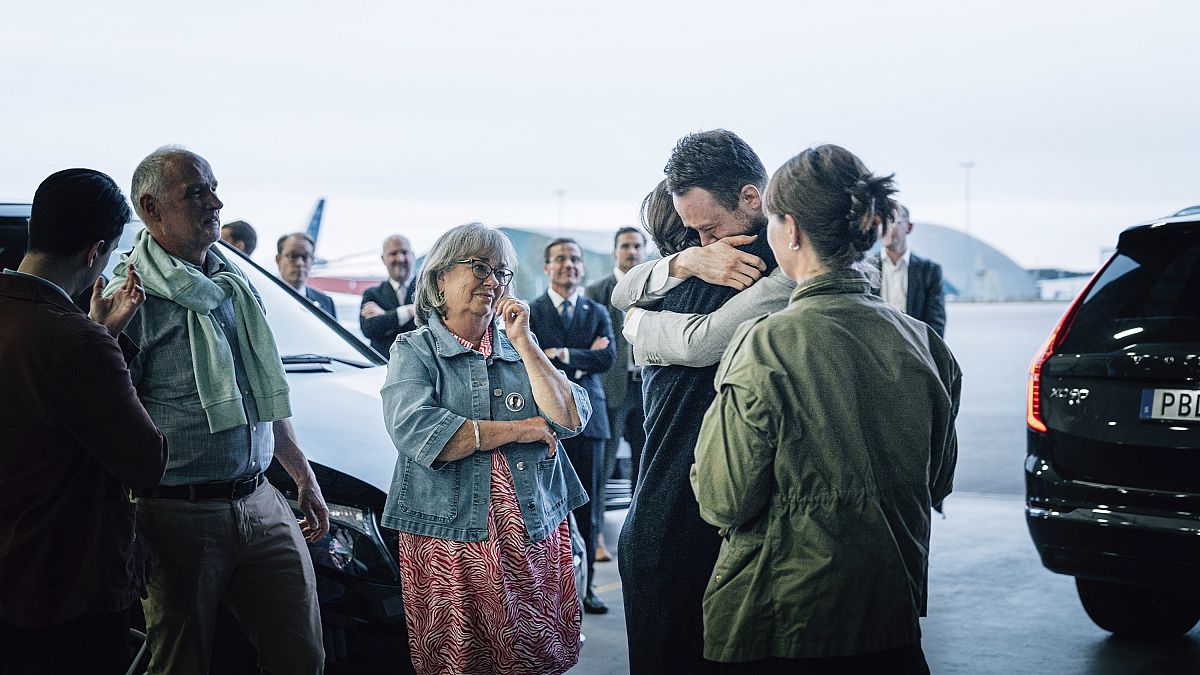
[{"x1": 281, "y1": 353, "x2": 373, "y2": 369}]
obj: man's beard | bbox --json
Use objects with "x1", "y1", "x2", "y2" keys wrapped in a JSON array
[{"x1": 744, "y1": 210, "x2": 769, "y2": 236}]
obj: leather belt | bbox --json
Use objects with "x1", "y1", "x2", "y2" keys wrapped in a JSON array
[{"x1": 134, "y1": 473, "x2": 265, "y2": 501}]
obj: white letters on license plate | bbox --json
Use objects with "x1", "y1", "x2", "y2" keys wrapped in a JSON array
[{"x1": 1140, "y1": 388, "x2": 1200, "y2": 422}]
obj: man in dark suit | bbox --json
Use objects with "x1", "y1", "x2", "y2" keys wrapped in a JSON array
[
  {"x1": 359, "y1": 234, "x2": 417, "y2": 355},
  {"x1": 867, "y1": 204, "x2": 947, "y2": 337},
  {"x1": 529, "y1": 237, "x2": 615, "y2": 615},
  {"x1": 275, "y1": 232, "x2": 335, "y2": 317},
  {"x1": 584, "y1": 226, "x2": 649, "y2": 561},
  {"x1": 0, "y1": 169, "x2": 167, "y2": 675}
]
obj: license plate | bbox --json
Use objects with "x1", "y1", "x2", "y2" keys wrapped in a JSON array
[{"x1": 1140, "y1": 388, "x2": 1200, "y2": 422}]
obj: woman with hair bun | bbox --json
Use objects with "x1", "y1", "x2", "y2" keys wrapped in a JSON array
[{"x1": 690, "y1": 144, "x2": 961, "y2": 674}]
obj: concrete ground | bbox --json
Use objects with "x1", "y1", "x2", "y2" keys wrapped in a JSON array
[
  {"x1": 319, "y1": 303, "x2": 1198, "y2": 674},
  {"x1": 572, "y1": 302, "x2": 1200, "y2": 674},
  {"x1": 574, "y1": 495, "x2": 1200, "y2": 675}
]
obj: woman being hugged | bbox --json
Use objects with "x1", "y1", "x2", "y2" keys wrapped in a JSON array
[
  {"x1": 691, "y1": 145, "x2": 961, "y2": 674},
  {"x1": 381, "y1": 222, "x2": 590, "y2": 675}
]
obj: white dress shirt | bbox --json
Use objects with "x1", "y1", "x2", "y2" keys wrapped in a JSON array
[
  {"x1": 881, "y1": 249, "x2": 911, "y2": 313},
  {"x1": 388, "y1": 275, "x2": 416, "y2": 325}
]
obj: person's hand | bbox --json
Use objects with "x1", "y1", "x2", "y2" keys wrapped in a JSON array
[
  {"x1": 673, "y1": 235, "x2": 766, "y2": 290},
  {"x1": 542, "y1": 347, "x2": 561, "y2": 361},
  {"x1": 589, "y1": 335, "x2": 610, "y2": 350},
  {"x1": 296, "y1": 475, "x2": 331, "y2": 542},
  {"x1": 360, "y1": 301, "x2": 386, "y2": 318},
  {"x1": 514, "y1": 417, "x2": 558, "y2": 457},
  {"x1": 496, "y1": 296, "x2": 532, "y2": 342},
  {"x1": 89, "y1": 263, "x2": 144, "y2": 337}
]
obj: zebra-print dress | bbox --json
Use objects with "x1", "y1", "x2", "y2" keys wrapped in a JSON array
[{"x1": 395, "y1": 326, "x2": 581, "y2": 675}]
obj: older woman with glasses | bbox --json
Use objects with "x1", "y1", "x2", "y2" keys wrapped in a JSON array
[{"x1": 380, "y1": 222, "x2": 591, "y2": 675}]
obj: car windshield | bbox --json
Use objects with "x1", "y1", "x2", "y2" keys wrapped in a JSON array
[
  {"x1": 105, "y1": 226, "x2": 381, "y2": 367},
  {"x1": 0, "y1": 213, "x2": 29, "y2": 273},
  {"x1": 1059, "y1": 235, "x2": 1200, "y2": 352}
]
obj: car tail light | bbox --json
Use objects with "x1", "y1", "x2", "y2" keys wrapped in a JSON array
[{"x1": 1027, "y1": 261, "x2": 1111, "y2": 433}]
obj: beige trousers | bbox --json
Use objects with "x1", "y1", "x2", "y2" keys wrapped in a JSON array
[{"x1": 137, "y1": 481, "x2": 325, "y2": 675}]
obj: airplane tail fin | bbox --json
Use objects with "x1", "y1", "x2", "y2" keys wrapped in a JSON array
[{"x1": 307, "y1": 198, "x2": 325, "y2": 248}]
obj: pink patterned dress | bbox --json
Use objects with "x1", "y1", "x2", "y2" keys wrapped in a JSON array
[{"x1": 396, "y1": 325, "x2": 581, "y2": 675}]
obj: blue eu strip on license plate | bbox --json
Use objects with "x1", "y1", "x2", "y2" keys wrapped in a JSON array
[{"x1": 1140, "y1": 388, "x2": 1200, "y2": 422}]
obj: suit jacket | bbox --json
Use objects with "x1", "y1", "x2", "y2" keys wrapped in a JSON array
[
  {"x1": 304, "y1": 285, "x2": 336, "y2": 317},
  {"x1": 867, "y1": 252, "x2": 947, "y2": 338},
  {"x1": 584, "y1": 273, "x2": 630, "y2": 408},
  {"x1": 612, "y1": 261, "x2": 795, "y2": 368},
  {"x1": 360, "y1": 277, "x2": 418, "y2": 356},
  {"x1": 0, "y1": 273, "x2": 167, "y2": 627},
  {"x1": 528, "y1": 291, "x2": 615, "y2": 439}
]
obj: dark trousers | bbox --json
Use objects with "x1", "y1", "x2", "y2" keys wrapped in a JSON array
[
  {"x1": 137, "y1": 481, "x2": 324, "y2": 675},
  {"x1": 563, "y1": 435, "x2": 604, "y2": 589},
  {"x1": 0, "y1": 608, "x2": 131, "y2": 675},
  {"x1": 601, "y1": 378, "x2": 647, "y2": 496},
  {"x1": 718, "y1": 641, "x2": 930, "y2": 675}
]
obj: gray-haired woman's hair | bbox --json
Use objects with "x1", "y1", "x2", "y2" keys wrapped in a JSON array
[
  {"x1": 413, "y1": 222, "x2": 519, "y2": 325},
  {"x1": 764, "y1": 144, "x2": 897, "y2": 271},
  {"x1": 130, "y1": 144, "x2": 191, "y2": 221}
]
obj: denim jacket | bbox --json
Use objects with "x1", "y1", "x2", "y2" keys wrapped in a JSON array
[{"x1": 380, "y1": 313, "x2": 590, "y2": 543}]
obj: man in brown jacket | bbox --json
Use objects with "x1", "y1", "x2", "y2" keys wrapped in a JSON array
[{"x1": 0, "y1": 169, "x2": 168, "y2": 675}]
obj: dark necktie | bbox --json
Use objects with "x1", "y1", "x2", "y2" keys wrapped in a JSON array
[{"x1": 560, "y1": 298, "x2": 574, "y2": 329}]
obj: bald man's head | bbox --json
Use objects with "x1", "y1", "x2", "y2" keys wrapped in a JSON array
[{"x1": 381, "y1": 235, "x2": 415, "y2": 283}]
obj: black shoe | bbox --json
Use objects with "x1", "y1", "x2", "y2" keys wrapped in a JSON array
[{"x1": 583, "y1": 589, "x2": 609, "y2": 614}]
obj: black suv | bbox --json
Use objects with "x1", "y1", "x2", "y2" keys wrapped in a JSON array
[{"x1": 1025, "y1": 215, "x2": 1200, "y2": 639}]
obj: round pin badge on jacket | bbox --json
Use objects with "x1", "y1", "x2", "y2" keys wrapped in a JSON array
[{"x1": 506, "y1": 393, "x2": 525, "y2": 412}]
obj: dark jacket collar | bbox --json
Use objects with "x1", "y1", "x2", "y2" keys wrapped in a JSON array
[{"x1": 0, "y1": 271, "x2": 83, "y2": 314}]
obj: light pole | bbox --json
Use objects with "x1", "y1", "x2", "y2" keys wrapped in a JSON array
[
  {"x1": 554, "y1": 189, "x2": 566, "y2": 229},
  {"x1": 960, "y1": 161, "x2": 975, "y2": 238},
  {"x1": 960, "y1": 161, "x2": 975, "y2": 299}
]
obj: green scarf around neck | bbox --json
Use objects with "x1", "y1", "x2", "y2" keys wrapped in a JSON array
[{"x1": 107, "y1": 229, "x2": 291, "y2": 432}]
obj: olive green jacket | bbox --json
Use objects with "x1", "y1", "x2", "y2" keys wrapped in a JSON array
[{"x1": 690, "y1": 269, "x2": 961, "y2": 662}]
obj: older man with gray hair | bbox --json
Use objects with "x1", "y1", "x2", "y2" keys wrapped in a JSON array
[{"x1": 117, "y1": 145, "x2": 329, "y2": 674}]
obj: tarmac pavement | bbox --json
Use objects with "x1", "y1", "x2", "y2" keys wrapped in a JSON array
[
  {"x1": 574, "y1": 494, "x2": 1200, "y2": 675},
  {"x1": 323, "y1": 302, "x2": 1199, "y2": 674}
]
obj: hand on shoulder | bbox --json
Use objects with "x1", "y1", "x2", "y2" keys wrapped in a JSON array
[{"x1": 673, "y1": 235, "x2": 766, "y2": 290}]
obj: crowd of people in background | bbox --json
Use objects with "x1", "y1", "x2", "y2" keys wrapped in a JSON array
[{"x1": 0, "y1": 130, "x2": 958, "y2": 675}]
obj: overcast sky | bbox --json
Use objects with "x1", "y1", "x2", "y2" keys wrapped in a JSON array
[{"x1": 3, "y1": 1, "x2": 1197, "y2": 271}]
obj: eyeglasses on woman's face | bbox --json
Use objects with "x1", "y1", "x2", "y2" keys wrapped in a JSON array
[{"x1": 454, "y1": 259, "x2": 513, "y2": 286}]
